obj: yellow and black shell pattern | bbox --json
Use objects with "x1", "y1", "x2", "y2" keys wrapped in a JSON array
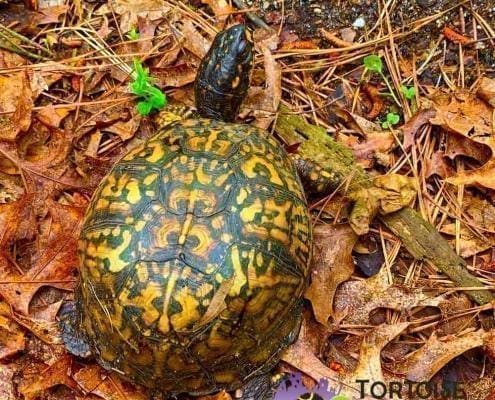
[{"x1": 77, "y1": 118, "x2": 312, "y2": 394}]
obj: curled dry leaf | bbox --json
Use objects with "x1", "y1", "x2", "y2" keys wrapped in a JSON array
[
  {"x1": 74, "y1": 364, "x2": 149, "y2": 400},
  {"x1": 305, "y1": 224, "x2": 357, "y2": 325},
  {"x1": 0, "y1": 72, "x2": 33, "y2": 141},
  {"x1": 401, "y1": 108, "x2": 436, "y2": 150},
  {"x1": 396, "y1": 330, "x2": 486, "y2": 382},
  {"x1": 0, "y1": 199, "x2": 84, "y2": 315},
  {"x1": 19, "y1": 355, "x2": 78, "y2": 399},
  {"x1": 477, "y1": 76, "x2": 495, "y2": 107},
  {"x1": 35, "y1": 105, "x2": 70, "y2": 128},
  {"x1": 333, "y1": 268, "x2": 442, "y2": 325}
]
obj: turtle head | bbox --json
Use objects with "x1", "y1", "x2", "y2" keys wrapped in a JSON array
[{"x1": 194, "y1": 24, "x2": 254, "y2": 122}]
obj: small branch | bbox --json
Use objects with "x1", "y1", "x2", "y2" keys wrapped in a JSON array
[{"x1": 275, "y1": 105, "x2": 494, "y2": 305}]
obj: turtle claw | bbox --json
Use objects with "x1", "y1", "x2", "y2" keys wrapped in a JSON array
[{"x1": 59, "y1": 301, "x2": 92, "y2": 358}]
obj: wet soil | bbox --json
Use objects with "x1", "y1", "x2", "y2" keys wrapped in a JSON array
[{"x1": 247, "y1": 0, "x2": 495, "y2": 69}]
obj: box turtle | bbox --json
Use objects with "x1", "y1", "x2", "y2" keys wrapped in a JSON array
[{"x1": 61, "y1": 24, "x2": 316, "y2": 397}]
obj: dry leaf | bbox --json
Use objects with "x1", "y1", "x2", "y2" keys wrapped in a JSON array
[
  {"x1": 201, "y1": 0, "x2": 233, "y2": 28},
  {"x1": 305, "y1": 224, "x2": 357, "y2": 325},
  {"x1": 333, "y1": 268, "x2": 442, "y2": 325},
  {"x1": 151, "y1": 64, "x2": 197, "y2": 87},
  {"x1": 0, "y1": 302, "x2": 25, "y2": 359},
  {"x1": 19, "y1": 356, "x2": 78, "y2": 399},
  {"x1": 97, "y1": 0, "x2": 170, "y2": 33},
  {"x1": 0, "y1": 72, "x2": 33, "y2": 141},
  {"x1": 0, "y1": 364, "x2": 15, "y2": 400},
  {"x1": 180, "y1": 20, "x2": 211, "y2": 59},
  {"x1": 396, "y1": 330, "x2": 486, "y2": 382},
  {"x1": 0, "y1": 199, "x2": 83, "y2": 314},
  {"x1": 424, "y1": 151, "x2": 455, "y2": 179},
  {"x1": 74, "y1": 364, "x2": 149, "y2": 400},
  {"x1": 342, "y1": 322, "x2": 410, "y2": 396},
  {"x1": 35, "y1": 105, "x2": 70, "y2": 128},
  {"x1": 281, "y1": 315, "x2": 339, "y2": 383}
]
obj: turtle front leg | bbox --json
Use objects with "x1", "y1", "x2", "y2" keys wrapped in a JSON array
[
  {"x1": 291, "y1": 154, "x2": 340, "y2": 197},
  {"x1": 59, "y1": 300, "x2": 93, "y2": 358}
]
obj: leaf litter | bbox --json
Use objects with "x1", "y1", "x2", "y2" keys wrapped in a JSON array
[{"x1": 0, "y1": 0, "x2": 494, "y2": 399}]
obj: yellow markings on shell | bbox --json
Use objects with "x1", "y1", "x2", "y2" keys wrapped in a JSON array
[
  {"x1": 197, "y1": 282, "x2": 214, "y2": 297},
  {"x1": 241, "y1": 155, "x2": 283, "y2": 186},
  {"x1": 144, "y1": 173, "x2": 158, "y2": 186},
  {"x1": 196, "y1": 164, "x2": 212, "y2": 185},
  {"x1": 178, "y1": 214, "x2": 194, "y2": 246},
  {"x1": 189, "y1": 224, "x2": 213, "y2": 257},
  {"x1": 229, "y1": 246, "x2": 247, "y2": 295},
  {"x1": 168, "y1": 188, "x2": 217, "y2": 214},
  {"x1": 119, "y1": 279, "x2": 162, "y2": 326},
  {"x1": 146, "y1": 141, "x2": 166, "y2": 163},
  {"x1": 85, "y1": 230, "x2": 131, "y2": 273},
  {"x1": 170, "y1": 286, "x2": 201, "y2": 330},
  {"x1": 221, "y1": 233, "x2": 232, "y2": 242},
  {"x1": 125, "y1": 217, "x2": 134, "y2": 224},
  {"x1": 158, "y1": 269, "x2": 179, "y2": 334},
  {"x1": 236, "y1": 188, "x2": 248, "y2": 204},
  {"x1": 126, "y1": 180, "x2": 141, "y2": 204}
]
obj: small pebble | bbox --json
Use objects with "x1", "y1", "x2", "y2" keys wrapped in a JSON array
[{"x1": 352, "y1": 17, "x2": 366, "y2": 28}]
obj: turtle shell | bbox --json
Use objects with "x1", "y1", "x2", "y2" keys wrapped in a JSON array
[{"x1": 77, "y1": 118, "x2": 312, "y2": 394}]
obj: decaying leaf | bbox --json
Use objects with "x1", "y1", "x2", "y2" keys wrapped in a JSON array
[
  {"x1": 0, "y1": 72, "x2": 33, "y2": 141},
  {"x1": 0, "y1": 199, "x2": 83, "y2": 314},
  {"x1": 396, "y1": 330, "x2": 486, "y2": 382},
  {"x1": 281, "y1": 315, "x2": 339, "y2": 383},
  {"x1": 198, "y1": 391, "x2": 232, "y2": 400},
  {"x1": 342, "y1": 322, "x2": 410, "y2": 396},
  {"x1": 19, "y1": 356, "x2": 78, "y2": 399},
  {"x1": 0, "y1": 302, "x2": 25, "y2": 359},
  {"x1": 0, "y1": 364, "x2": 15, "y2": 400},
  {"x1": 305, "y1": 224, "x2": 357, "y2": 325},
  {"x1": 74, "y1": 364, "x2": 149, "y2": 400},
  {"x1": 333, "y1": 268, "x2": 443, "y2": 325},
  {"x1": 96, "y1": 0, "x2": 170, "y2": 33}
]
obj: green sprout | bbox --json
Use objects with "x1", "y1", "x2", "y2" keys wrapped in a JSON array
[
  {"x1": 400, "y1": 85, "x2": 416, "y2": 101},
  {"x1": 363, "y1": 54, "x2": 401, "y2": 107},
  {"x1": 381, "y1": 112, "x2": 400, "y2": 129},
  {"x1": 130, "y1": 59, "x2": 167, "y2": 116},
  {"x1": 127, "y1": 27, "x2": 139, "y2": 41}
]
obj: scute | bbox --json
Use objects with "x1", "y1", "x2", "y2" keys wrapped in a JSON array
[{"x1": 77, "y1": 119, "x2": 312, "y2": 394}]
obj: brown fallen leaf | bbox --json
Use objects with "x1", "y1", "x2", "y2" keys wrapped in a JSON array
[
  {"x1": 401, "y1": 108, "x2": 436, "y2": 150},
  {"x1": 0, "y1": 364, "x2": 15, "y2": 400},
  {"x1": 151, "y1": 64, "x2": 197, "y2": 88},
  {"x1": 333, "y1": 268, "x2": 442, "y2": 325},
  {"x1": 305, "y1": 224, "x2": 357, "y2": 325},
  {"x1": 281, "y1": 314, "x2": 340, "y2": 384},
  {"x1": 35, "y1": 105, "x2": 70, "y2": 128},
  {"x1": 74, "y1": 364, "x2": 149, "y2": 400},
  {"x1": 201, "y1": 0, "x2": 233, "y2": 28},
  {"x1": 243, "y1": 30, "x2": 281, "y2": 129},
  {"x1": 0, "y1": 72, "x2": 33, "y2": 141},
  {"x1": 342, "y1": 322, "x2": 410, "y2": 397},
  {"x1": 0, "y1": 199, "x2": 84, "y2": 314},
  {"x1": 96, "y1": 0, "x2": 170, "y2": 34},
  {"x1": 424, "y1": 151, "x2": 455, "y2": 179},
  {"x1": 446, "y1": 159, "x2": 495, "y2": 190},
  {"x1": 477, "y1": 76, "x2": 495, "y2": 107},
  {"x1": 396, "y1": 330, "x2": 486, "y2": 382},
  {"x1": 19, "y1": 356, "x2": 78, "y2": 399},
  {"x1": 180, "y1": 19, "x2": 211, "y2": 59},
  {"x1": 0, "y1": 302, "x2": 25, "y2": 359}
]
